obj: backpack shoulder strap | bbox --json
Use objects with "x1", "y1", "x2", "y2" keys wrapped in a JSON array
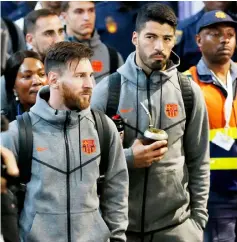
[
  {"x1": 106, "y1": 71, "x2": 121, "y2": 118},
  {"x1": 2, "y1": 17, "x2": 19, "y2": 53},
  {"x1": 177, "y1": 72, "x2": 194, "y2": 127},
  {"x1": 16, "y1": 112, "x2": 33, "y2": 184},
  {"x1": 91, "y1": 109, "x2": 110, "y2": 177},
  {"x1": 107, "y1": 45, "x2": 119, "y2": 74}
]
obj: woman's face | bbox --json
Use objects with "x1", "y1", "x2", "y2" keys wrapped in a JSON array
[{"x1": 14, "y1": 57, "x2": 47, "y2": 107}]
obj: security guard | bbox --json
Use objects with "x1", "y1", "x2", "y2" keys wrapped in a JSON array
[
  {"x1": 183, "y1": 10, "x2": 237, "y2": 242},
  {"x1": 175, "y1": 1, "x2": 237, "y2": 72}
]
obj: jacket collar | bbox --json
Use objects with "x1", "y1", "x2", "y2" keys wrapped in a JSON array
[{"x1": 196, "y1": 58, "x2": 237, "y2": 83}]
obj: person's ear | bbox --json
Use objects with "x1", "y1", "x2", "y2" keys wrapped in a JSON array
[
  {"x1": 132, "y1": 31, "x2": 138, "y2": 47},
  {"x1": 48, "y1": 71, "x2": 59, "y2": 89},
  {"x1": 196, "y1": 34, "x2": 202, "y2": 48},
  {"x1": 26, "y1": 33, "x2": 34, "y2": 46}
]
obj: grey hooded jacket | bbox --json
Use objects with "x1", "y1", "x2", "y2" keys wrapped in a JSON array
[
  {"x1": 67, "y1": 30, "x2": 124, "y2": 83},
  {"x1": 91, "y1": 52, "x2": 210, "y2": 233},
  {"x1": 1, "y1": 86, "x2": 129, "y2": 242}
]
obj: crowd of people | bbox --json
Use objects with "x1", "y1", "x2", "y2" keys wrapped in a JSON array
[{"x1": 1, "y1": 1, "x2": 236, "y2": 242}]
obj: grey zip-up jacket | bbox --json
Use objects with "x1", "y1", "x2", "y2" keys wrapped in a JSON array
[
  {"x1": 1, "y1": 86, "x2": 129, "y2": 242},
  {"x1": 67, "y1": 30, "x2": 124, "y2": 83},
  {"x1": 91, "y1": 52, "x2": 210, "y2": 233}
]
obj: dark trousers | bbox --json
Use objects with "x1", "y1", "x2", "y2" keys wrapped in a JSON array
[{"x1": 204, "y1": 217, "x2": 237, "y2": 242}]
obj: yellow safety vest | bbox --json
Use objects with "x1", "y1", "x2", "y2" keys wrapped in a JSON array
[{"x1": 209, "y1": 127, "x2": 237, "y2": 170}]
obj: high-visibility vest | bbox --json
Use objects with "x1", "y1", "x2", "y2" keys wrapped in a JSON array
[{"x1": 184, "y1": 66, "x2": 237, "y2": 170}]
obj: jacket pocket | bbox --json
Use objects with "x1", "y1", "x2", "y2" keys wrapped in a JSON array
[
  {"x1": 71, "y1": 209, "x2": 111, "y2": 242},
  {"x1": 145, "y1": 167, "x2": 189, "y2": 230},
  {"x1": 188, "y1": 218, "x2": 203, "y2": 241},
  {"x1": 26, "y1": 213, "x2": 67, "y2": 242}
]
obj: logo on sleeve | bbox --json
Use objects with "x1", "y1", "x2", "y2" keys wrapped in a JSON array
[
  {"x1": 82, "y1": 140, "x2": 96, "y2": 154},
  {"x1": 165, "y1": 104, "x2": 178, "y2": 118}
]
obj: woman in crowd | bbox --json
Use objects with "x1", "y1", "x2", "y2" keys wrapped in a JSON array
[{"x1": 2, "y1": 50, "x2": 47, "y2": 122}]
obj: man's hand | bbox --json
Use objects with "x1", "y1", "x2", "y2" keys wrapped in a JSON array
[
  {"x1": 131, "y1": 139, "x2": 168, "y2": 168},
  {"x1": 1, "y1": 146, "x2": 19, "y2": 193}
]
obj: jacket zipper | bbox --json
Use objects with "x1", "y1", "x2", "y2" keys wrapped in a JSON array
[
  {"x1": 64, "y1": 112, "x2": 71, "y2": 242},
  {"x1": 140, "y1": 79, "x2": 152, "y2": 242}
]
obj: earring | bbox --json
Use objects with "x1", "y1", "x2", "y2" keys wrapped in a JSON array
[{"x1": 13, "y1": 90, "x2": 19, "y2": 101}]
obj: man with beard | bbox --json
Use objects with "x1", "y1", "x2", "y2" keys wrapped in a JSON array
[
  {"x1": 91, "y1": 3, "x2": 210, "y2": 242},
  {"x1": 183, "y1": 10, "x2": 237, "y2": 242},
  {"x1": 25, "y1": 9, "x2": 65, "y2": 60},
  {"x1": 1, "y1": 42, "x2": 129, "y2": 242}
]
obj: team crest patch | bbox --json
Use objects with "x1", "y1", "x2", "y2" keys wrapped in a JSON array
[
  {"x1": 82, "y1": 140, "x2": 96, "y2": 154},
  {"x1": 165, "y1": 104, "x2": 178, "y2": 118},
  {"x1": 92, "y1": 60, "x2": 103, "y2": 72}
]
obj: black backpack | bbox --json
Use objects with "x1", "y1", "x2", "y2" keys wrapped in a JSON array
[
  {"x1": 106, "y1": 45, "x2": 119, "y2": 74},
  {"x1": 16, "y1": 109, "x2": 110, "y2": 213},
  {"x1": 106, "y1": 72, "x2": 194, "y2": 127}
]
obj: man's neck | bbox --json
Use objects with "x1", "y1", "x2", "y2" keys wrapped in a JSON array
[
  {"x1": 204, "y1": 58, "x2": 231, "y2": 85},
  {"x1": 48, "y1": 94, "x2": 69, "y2": 111},
  {"x1": 135, "y1": 54, "x2": 166, "y2": 76},
  {"x1": 66, "y1": 28, "x2": 91, "y2": 41}
]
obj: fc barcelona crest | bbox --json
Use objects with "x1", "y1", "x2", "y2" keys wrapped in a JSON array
[
  {"x1": 82, "y1": 140, "x2": 96, "y2": 154},
  {"x1": 165, "y1": 104, "x2": 178, "y2": 118}
]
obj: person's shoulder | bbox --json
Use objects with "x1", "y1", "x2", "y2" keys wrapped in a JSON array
[{"x1": 177, "y1": 9, "x2": 205, "y2": 30}]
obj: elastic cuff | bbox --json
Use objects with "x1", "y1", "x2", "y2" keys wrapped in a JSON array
[{"x1": 124, "y1": 147, "x2": 134, "y2": 169}]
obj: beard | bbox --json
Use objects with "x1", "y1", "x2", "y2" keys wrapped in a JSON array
[
  {"x1": 138, "y1": 46, "x2": 168, "y2": 71},
  {"x1": 62, "y1": 83, "x2": 92, "y2": 110}
]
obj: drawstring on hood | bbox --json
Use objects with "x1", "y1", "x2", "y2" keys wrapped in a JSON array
[
  {"x1": 159, "y1": 76, "x2": 163, "y2": 129},
  {"x1": 78, "y1": 115, "x2": 82, "y2": 181},
  {"x1": 136, "y1": 69, "x2": 139, "y2": 137}
]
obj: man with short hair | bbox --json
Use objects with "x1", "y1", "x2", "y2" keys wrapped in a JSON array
[
  {"x1": 1, "y1": 42, "x2": 129, "y2": 242},
  {"x1": 91, "y1": 3, "x2": 210, "y2": 241},
  {"x1": 25, "y1": 9, "x2": 64, "y2": 60},
  {"x1": 183, "y1": 10, "x2": 237, "y2": 242},
  {"x1": 61, "y1": 1, "x2": 124, "y2": 83}
]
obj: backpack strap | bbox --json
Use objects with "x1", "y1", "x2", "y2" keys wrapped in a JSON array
[
  {"x1": 177, "y1": 72, "x2": 194, "y2": 127},
  {"x1": 16, "y1": 112, "x2": 33, "y2": 185},
  {"x1": 91, "y1": 109, "x2": 110, "y2": 176},
  {"x1": 91, "y1": 109, "x2": 111, "y2": 196},
  {"x1": 106, "y1": 72, "x2": 121, "y2": 118},
  {"x1": 107, "y1": 45, "x2": 119, "y2": 74},
  {"x1": 2, "y1": 17, "x2": 19, "y2": 53}
]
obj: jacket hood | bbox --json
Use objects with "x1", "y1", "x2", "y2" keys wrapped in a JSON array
[
  {"x1": 67, "y1": 30, "x2": 101, "y2": 48},
  {"x1": 30, "y1": 86, "x2": 91, "y2": 127},
  {"x1": 117, "y1": 51, "x2": 180, "y2": 88}
]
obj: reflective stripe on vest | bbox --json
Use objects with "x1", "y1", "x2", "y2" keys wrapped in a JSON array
[
  {"x1": 210, "y1": 127, "x2": 237, "y2": 170},
  {"x1": 210, "y1": 127, "x2": 237, "y2": 141},
  {"x1": 210, "y1": 158, "x2": 237, "y2": 170}
]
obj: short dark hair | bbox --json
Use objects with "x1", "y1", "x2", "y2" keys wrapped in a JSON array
[
  {"x1": 44, "y1": 42, "x2": 93, "y2": 75},
  {"x1": 135, "y1": 3, "x2": 177, "y2": 32},
  {"x1": 25, "y1": 9, "x2": 58, "y2": 34},
  {"x1": 4, "y1": 50, "x2": 42, "y2": 100},
  {"x1": 61, "y1": 1, "x2": 95, "y2": 12}
]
